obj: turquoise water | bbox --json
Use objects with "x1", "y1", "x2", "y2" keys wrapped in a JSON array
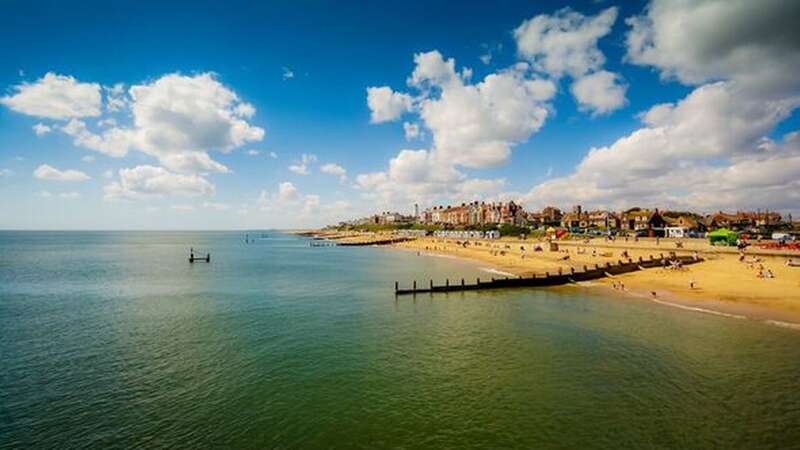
[{"x1": 1, "y1": 231, "x2": 799, "y2": 449}]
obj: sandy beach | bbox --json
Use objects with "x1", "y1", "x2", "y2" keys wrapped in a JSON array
[{"x1": 369, "y1": 234, "x2": 800, "y2": 324}]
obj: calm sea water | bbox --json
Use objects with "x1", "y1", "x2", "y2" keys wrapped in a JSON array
[{"x1": 1, "y1": 231, "x2": 799, "y2": 449}]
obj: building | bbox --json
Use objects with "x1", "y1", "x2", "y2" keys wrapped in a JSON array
[
  {"x1": 420, "y1": 201, "x2": 526, "y2": 226},
  {"x1": 621, "y1": 209, "x2": 666, "y2": 233}
]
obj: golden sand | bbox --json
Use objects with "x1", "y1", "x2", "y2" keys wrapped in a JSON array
[{"x1": 393, "y1": 235, "x2": 800, "y2": 322}]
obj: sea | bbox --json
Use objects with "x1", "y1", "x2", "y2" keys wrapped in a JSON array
[{"x1": 1, "y1": 231, "x2": 799, "y2": 449}]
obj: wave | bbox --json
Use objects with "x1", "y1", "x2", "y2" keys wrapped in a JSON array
[
  {"x1": 763, "y1": 320, "x2": 800, "y2": 330},
  {"x1": 480, "y1": 267, "x2": 518, "y2": 277},
  {"x1": 650, "y1": 298, "x2": 747, "y2": 320}
]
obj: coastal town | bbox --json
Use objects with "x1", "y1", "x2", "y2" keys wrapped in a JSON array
[
  {"x1": 309, "y1": 200, "x2": 800, "y2": 322},
  {"x1": 337, "y1": 201, "x2": 798, "y2": 241}
]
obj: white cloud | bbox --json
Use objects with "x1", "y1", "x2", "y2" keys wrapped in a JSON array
[
  {"x1": 104, "y1": 83, "x2": 127, "y2": 112},
  {"x1": 403, "y1": 121, "x2": 420, "y2": 140},
  {"x1": 0, "y1": 168, "x2": 14, "y2": 177},
  {"x1": 571, "y1": 70, "x2": 627, "y2": 115},
  {"x1": 625, "y1": 0, "x2": 800, "y2": 96},
  {"x1": 366, "y1": 86, "x2": 412, "y2": 123},
  {"x1": 60, "y1": 119, "x2": 134, "y2": 158},
  {"x1": 257, "y1": 190, "x2": 270, "y2": 210},
  {"x1": 81, "y1": 155, "x2": 95, "y2": 163},
  {"x1": 278, "y1": 181, "x2": 299, "y2": 202},
  {"x1": 58, "y1": 192, "x2": 81, "y2": 199},
  {"x1": 524, "y1": 81, "x2": 800, "y2": 212},
  {"x1": 514, "y1": 7, "x2": 626, "y2": 115},
  {"x1": 247, "y1": 149, "x2": 260, "y2": 156},
  {"x1": 103, "y1": 165, "x2": 214, "y2": 200},
  {"x1": 282, "y1": 67, "x2": 295, "y2": 80},
  {"x1": 32, "y1": 123, "x2": 51, "y2": 136},
  {"x1": 414, "y1": 53, "x2": 555, "y2": 168},
  {"x1": 358, "y1": 49, "x2": 556, "y2": 208},
  {"x1": 103, "y1": 170, "x2": 113, "y2": 179},
  {"x1": 37, "y1": 190, "x2": 52, "y2": 198},
  {"x1": 127, "y1": 73, "x2": 263, "y2": 173},
  {"x1": 320, "y1": 163, "x2": 347, "y2": 182},
  {"x1": 288, "y1": 153, "x2": 317, "y2": 175},
  {"x1": 268, "y1": 151, "x2": 278, "y2": 159},
  {"x1": 514, "y1": 7, "x2": 618, "y2": 78},
  {"x1": 0, "y1": 73, "x2": 101, "y2": 119},
  {"x1": 33, "y1": 164, "x2": 91, "y2": 182},
  {"x1": 303, "y1": 194, "x2": 321, "y2": 214},
  {"x1": 354, "y1": 148, "x2": 505, "y2": 206}
]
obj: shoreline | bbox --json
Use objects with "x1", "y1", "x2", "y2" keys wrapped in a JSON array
[{"x1": 381, "y1": 235, "x2": 800, "y2": 328}]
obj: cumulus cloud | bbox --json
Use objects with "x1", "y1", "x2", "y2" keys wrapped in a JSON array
[
  {"x1": 18, "y1": 73, "x2": 264, "y2": 175},
  {"x1": 81, "y1": 155, "x2": 95, "y2": 163},
  {"x1": 103, "y1": 165, "x2": 214, "y2": 200},
  {"x1": 359, "y1": 50, "x2": 554, "y2": 208},
  {"x1": 288, "y1": 153, "x2": 317, "y2": 175},
  {"x1": 282, "y1": 67, "x2": 295, "y2": 80},
  {"x1": 127, "y1": 73, "x2": 263, "y2": 172},
  {"x1": 320, "y1": 162, "x2": 347, "y2": 182},
  {"x1": 571, "y1": 70, "x2": 627, "y2": 115},
  {"x1": 625, "y1": 0, "x2": 800, "y2": 96},
  {"x1": 514, "y1": 7, "x2": 617, "y2": 78},
  {"x1": 519, "y1": 0, "x2": 800, "y2": 214},
  {"x1": 0, "y1": 73, "x2": 101, "y2": 119},
  {"x1": 32, "y1": 123, "x2": 51, "y2": 136},
  {"x1": 524, "y1": 81, "x2": 800, "y2": 211},
  {"x1": 416, "y1": 57, "x2": 555, "y2": 168},
  {"x1": 33, "y1": 164, "x2": 91, "y2": 182},
  {"x1": 514, "y1": 7, "x2": 626, "y2": 114},
  {"x1": 277, "y1": 181, "x2": 299, "y2": 202},
  {"x1": 354, "y1": 148, "x2": 505, "y2": 206},
  {"x1": 247, "y1": 149, "x2": 260, "y2": 156},
  {"x1": 366, "y1": 86, "x2": 412, "y2": 123},
  {"x1": 0, "y1": 168, "x2": 14, "y2": 177}
]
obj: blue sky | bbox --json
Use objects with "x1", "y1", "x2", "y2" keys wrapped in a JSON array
[{"x1": 1, "y1": 0, "x2": 799, "y2": 229}]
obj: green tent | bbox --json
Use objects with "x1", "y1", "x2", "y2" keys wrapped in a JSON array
[{"x1": 708, "y1": 228, "x2": 738, "y2": 246}]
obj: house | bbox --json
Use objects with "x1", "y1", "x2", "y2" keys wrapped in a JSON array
[{"x1": 622, "y1": 209, "x2": 666, "y2": 233}]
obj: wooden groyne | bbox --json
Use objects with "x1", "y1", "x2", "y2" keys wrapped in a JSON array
[
  {"x1": 337, "y1": 237, "x2": 413, "y2": 247},
  {"x1": 309, "y1": 240, "x2": 337, "y2": 247},
  {"x1": 394, "y1": 254, "x2": 702, "y2": 295}
]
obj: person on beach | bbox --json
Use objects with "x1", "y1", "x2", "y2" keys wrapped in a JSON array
[
  {"x1": 651, "y1": 291, "x2": 657, "y2": 298},
  {"x1": 689, "y1": 280, "x2": 696, "y2": 289}
]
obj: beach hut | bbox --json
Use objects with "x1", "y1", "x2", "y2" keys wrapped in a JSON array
[{"x1": 708, "y1": 228, "x2": 738, "y2": 246}]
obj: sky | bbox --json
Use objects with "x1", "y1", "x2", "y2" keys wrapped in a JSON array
[{"x1": 1, "y1": 0, "x2": 799, "y2": 229}]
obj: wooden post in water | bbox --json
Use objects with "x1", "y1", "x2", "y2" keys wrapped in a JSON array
[
  {"x1": 395, "y1": 281, "x2": 398, "y2": 293},
  {"x1": 446, "y1": 279, "x2": 449, "y2": 287},
  {"x1": 413, "y1": 280, "x2": 417, "y2": 291},
  {"x1": 461, "y1": 278, "x2": 465, "y2": 286},
  {"x1": 430, "y1": 280, "x2": 433, "y2": 289},
  {"x1": 477, "y1": 277, "x2": 480, "y2": 285}
]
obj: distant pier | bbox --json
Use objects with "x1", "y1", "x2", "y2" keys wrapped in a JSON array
[{"x1": 394, "y1": 254, "x2": 702, "y2": 295}]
